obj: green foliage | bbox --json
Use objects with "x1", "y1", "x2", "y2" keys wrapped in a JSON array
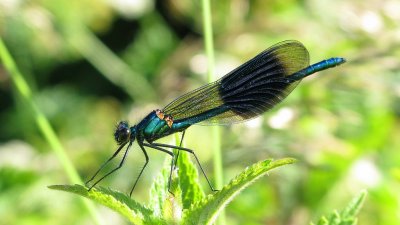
[
  {"x1": 311, "y1": 190, "x2": 367, "y2": 225},
  {"x1": 0, "y1": 37, "x2": 102, "y2": 225},
  {"x1": 49, "y1": 184, "x2": 158, "y2": 225},
  {"x1": 183, "y1": 158, "x2": 296, "y2": 225},
  {"x1": 50, "y1": 157, "x2": 367, "y2": 225},
  {"x1": 177, "y1": 151, "x2": 205, "y2": 209},
  {"x1": 50, "y1": 157, "x2": 296, "y2": 224}
]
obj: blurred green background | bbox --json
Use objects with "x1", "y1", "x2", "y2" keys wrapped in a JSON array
[{"x1": 1, "y1": 0, "x2": 399, "y2": 224}]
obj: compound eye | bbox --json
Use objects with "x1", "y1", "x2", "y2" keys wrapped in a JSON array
[{"x1": 114, "y1": 121, "x2": 130, "y2": 144}]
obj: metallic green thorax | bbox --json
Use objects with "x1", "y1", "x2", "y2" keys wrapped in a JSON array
[
  {"x1": 138, "y1": 110, "x2": 191, "y2": 143},
  {"x1": 138, "y1": 107, "x2": 229, "y2": 143}
]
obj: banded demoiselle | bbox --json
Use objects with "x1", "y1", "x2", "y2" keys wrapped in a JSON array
[{"x1": 86, "y1": 40, "x2": 346, "y2": 196}]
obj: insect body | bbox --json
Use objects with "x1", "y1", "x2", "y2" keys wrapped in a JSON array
[{"x1": 86, "y1": 40, "x2": 346, "y2": 196}]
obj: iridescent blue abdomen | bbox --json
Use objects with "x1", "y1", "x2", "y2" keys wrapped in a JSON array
[{"x1": 289, "y1": 57, "x2": 345, "y2": 81}]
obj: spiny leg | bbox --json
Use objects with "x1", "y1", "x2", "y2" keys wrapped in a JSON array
[
  {"x1": 151, "y1": 142, "x2": 218, "y2": 192},
  {"x1": 86, "y1": 142, "x2": 126, "y2": 187},
  {"x1": 129, "y1": 143, "x2": 150, "y2": 196},
  {"x1": 174, "y1": 131, "x2": 186, "y2": 169},
  {"x1": 87, "y1": 142, "x2": 131, "y2": 191},
  {"x1": 142, "y1": 143, "x2": 176, "y2": 195}
]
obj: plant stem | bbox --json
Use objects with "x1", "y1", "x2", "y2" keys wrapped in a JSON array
[
  {"x1": 201, "y1": 1, "x2": 226, "y2": 225},
  {"x1": 0, "y1": 38, "x2": 103, "y2": 225},
  {"x1": 66, "y1": 26, "x2": 156, "y2": 101}
]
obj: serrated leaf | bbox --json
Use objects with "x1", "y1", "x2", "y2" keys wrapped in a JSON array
[
  {"x1": 326, "y1": 211, "x2": 342, "y2": 225},
  {"x1": 148, "y1": 141, "x2": 206, "y2": 224},
  {"x1": 182, "y1": 158, "x2": 296, "y2": 225},
  {"x1": 341, "y1": 190, "x2": 367, "y2": 219},
  {"x1": 148, "y1": 158, "x2": 183, "y2": 224},
  {"x1": 177, "y1": 151, "x2": 205, "y2": 210},
  {"x1": 314, "y1": 216, "x2": 329, "y2": 225},
  {"x1": 48, "y1": 184, "x2": 166, "y2": 225},
  {"x1": 148, "y1": 159, "x2": 172, "y2": 217},
  {"x1": 310, "y1": 190, "x2": 367, "y2": 225}
]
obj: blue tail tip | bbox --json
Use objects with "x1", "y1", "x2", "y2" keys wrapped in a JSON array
[{"x1": 333, "y1": 57, "x2": 346, "y2": 65}]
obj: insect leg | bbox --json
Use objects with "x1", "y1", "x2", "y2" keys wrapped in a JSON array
[
  {"x1": 174, "y1": 131, "x2": 186, "y2": 169},
  {"x1": 87, "y1": 142, "x2": 131, "y2": 191},
  {"x1": 129, "y1": 142, "x2": 150, "y2": 196},
  {"x1": 142, "y1": 143, "x2": 176, "y2": 195},
  {"x1": 151, "y1": 142, "x2": 218, "y2": 192}
]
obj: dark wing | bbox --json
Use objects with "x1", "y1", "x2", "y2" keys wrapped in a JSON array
[{"x1": 163, "y1": 40, "x2": 310, "y2": 125}]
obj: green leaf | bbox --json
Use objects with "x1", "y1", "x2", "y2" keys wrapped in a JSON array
[
  {"x1": 311, "y1": 190, "x2": 367, "y2": 225},
  {"x1": 148, "y1": 142, "x2": 205, "y2": 224},
  {"x1": 341, "y1": 190, "x2": 367, "y2": 220},
  {"x1": 48, "y1": 184, "x2": 166, "y2": 225},
  {"x1": 148, "y1": 159, "x2": 172, "y2": 217},
  {"x1": 148, "y1": 158, "x2": 182, "y2": 224},
  {"x1": 177, "y1": 151, "x2": 205, "y2": 210},
  {"x1": 182, "y1": 158, "x2": 297, "y2": 225},
  {"x1": 49, "y1": 158, "x2": 297, "y2": 225}
]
